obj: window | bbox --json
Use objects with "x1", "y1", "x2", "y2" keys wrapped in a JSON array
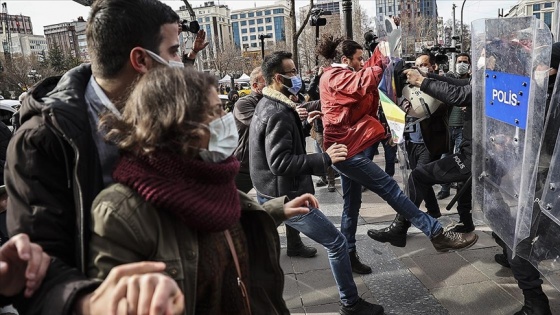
[
  {"x1": 266, "y1": 25, "x2": 272, "y2": 30},
  {"x1": 533, "y1": 4, "x2": 541, "y2": 11},
  {"x1": 265, "y1": 10, "x2": 271, "y2": 15},
  {"x1": 251, "y1": 43, "x2": 257, "y2": 47},
  {"x1": 205, "y1": 17, "x2": 210, "y2": 22},
  {"x1": 273, "y1": 8, "x2": 284, "y2": 14},
  {"x1": 427, "y1": 1, "x2": 430, "y2": 6},
  {"x1": 534, "y1": 12, "x2": 541, "y2": 18},
  {"x1": 267, "y1": 33, "x2": 273, "y2": 37},
  {"x1": 232, "y1": 22, "x2": 240, "y2": 46},
  {"x1": 545, "y1": 2, "x2": 553, "y2": 8},
  {"x1": 265, "y1": 17, "x2": 272, "y2": 23},
  {"x1": 258, "y1": 26, "x2": 264, "y2": 31},
  {"x1": 256, "y1": 11, "x2": 263, "y2": 16},
  {"x1": 248, "y1": 12, "x2": 254, "y2": 17},
  {"x1": 379, "y1": 7, "x2": 382, "y2": 13},
  {"x1": 198, "y1": 18, "x2": 202, "y2": 23},
  {"x1": 242, "y1": 28, "x2": 248, "y2": 33},
  {"x1": 241, "y1": 21, "x2": 247, "y2": 26},
  {"x1": 240, "y1": 13, "x2": 246, "y2": 18},
  {"x1": 398, "y1": 5, "x2": 401, "y2": 10},
  {"x1": 544, "y1": 12, "x2": 552, "y2": 28},
  {"x1": 231, "y1": 14, "x2": 238, "y2": 19},
  {"x1": 388, "y1": 6, "x2": 392, "y2": 12},
  {"x1": 257, "y1": 18, "x2": 263, "y2": 24},
  {"x1": 249, "y1": 20, "x2": 255, "y2": 25},
  {"x1": 250, "y1": 27, "x2": 256, "y2": 32},
  {"x1": 250, "y1": 35, "x2": 256, "y2": 40},
  {"x1": 242, "y1": 36, "x2": 248, "y2": 41}
]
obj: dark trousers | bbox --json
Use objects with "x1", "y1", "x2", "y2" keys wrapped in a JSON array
[
  {"x1": 406, "y1": 142, "x2": 440, "y2": 214},
  {"x1": 408, "y1": 152, "x2": 471, "y2": 217},
  {"x1": 372, "y1": 139, "x2": 396, "y2": 177}
]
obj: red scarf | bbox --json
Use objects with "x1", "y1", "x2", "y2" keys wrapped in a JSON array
[{"x1": 113, "y1": 151, "x2": 241, "y2": 232}]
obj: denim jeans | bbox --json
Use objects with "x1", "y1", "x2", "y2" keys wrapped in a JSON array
[
  {"x1": 333, "y1": 145, "x2": 442, "y2": 251},
  {"x1": 257, "y1": 194, "x2": 358, "y2": 306}
]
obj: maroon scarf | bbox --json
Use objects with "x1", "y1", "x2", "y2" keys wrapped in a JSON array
[{"x1": 113, "y1": 151, "x2": 241, "y2": 232}]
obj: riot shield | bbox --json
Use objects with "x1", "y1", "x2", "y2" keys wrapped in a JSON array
[
  {"x1": 513, "y1": 69, "x2": 560, "y2": 290},
  {"x1": 471, "y1": 16, "x2": 551, "y2": 257}
]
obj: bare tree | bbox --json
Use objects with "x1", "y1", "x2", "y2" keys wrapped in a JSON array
[
  {"x1": 352, "y1": 3, "x2": 373, "y2": 41},
  {"x1": 297, "y1": 11, "x2": 342, "y2": 75},
  {"x1": 288, "y1": 0, "x2": 314, "y2": 69},
  {"x1": 211, "y1": 39, "x2": 244, "y2": 77},
  {"x1": 400, "y1": 13, "x2": 438, "y2": 56},
  {"x1": 0, "y1": 54, "x2": 47, "y2": 96},
  {"x1": 444, "y1": 19, "x2": 471, "y2": 53}
]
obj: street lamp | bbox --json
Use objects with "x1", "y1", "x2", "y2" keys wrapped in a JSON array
[{"x1": 259, "y1": 34, "x2": 272, "y2": 60}]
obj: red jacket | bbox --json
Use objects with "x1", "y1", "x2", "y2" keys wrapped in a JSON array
[{"x1": 320, "y1": 55, "x2": 385, "y2": 158}]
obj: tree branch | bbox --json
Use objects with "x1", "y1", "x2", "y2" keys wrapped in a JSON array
[{"x1": 295, "y1": 0, "x2": 314, "y2": 39}]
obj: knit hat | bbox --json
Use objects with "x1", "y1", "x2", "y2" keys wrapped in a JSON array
[{"x1": 551, "y1": 42, "x2": 560, "y2": 70}]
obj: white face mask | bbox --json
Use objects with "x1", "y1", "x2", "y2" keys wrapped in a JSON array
[
  {"x1": 456, "y1": 63, "x2": 470, "y2": 75},
  {"x1": 477, "y1": 57, "x2": 486, "y2": 70},
  {"x1": 199, "y1": 112, "x2": 239, "y2": 163},
  {"x1": 419, "y1": 66, "x2": 430, "y2": 73},
  {"x1": 145, "y1": 49, "x2": 185, "y2": 68}
]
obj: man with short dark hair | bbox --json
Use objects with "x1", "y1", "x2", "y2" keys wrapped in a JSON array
[
  {"x1": 250, "y1": 51, "x2": 384, "y2": 315},
  {"x1": 1, "y1": 0, "x2": 208, "y2": 313}
]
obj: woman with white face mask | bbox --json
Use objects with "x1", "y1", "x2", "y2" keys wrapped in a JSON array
[{"x1": 87, "y1": 66, "x2": 316, "y2": 314}]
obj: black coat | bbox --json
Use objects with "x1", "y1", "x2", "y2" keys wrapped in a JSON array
[
  {"x1": 1, "y1": 65, "x2": 102, "y2": 314},
  {"x1": 421, "y1": 74, "x2": 472, "y2": 157},
  {"x1": 249, "y1": 88, "x2": 330, "y2": 199}
]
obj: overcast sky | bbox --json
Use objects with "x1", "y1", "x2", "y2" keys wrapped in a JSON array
[{"x1": 6, "y1": 0, "x2": 519, "y2": 36}]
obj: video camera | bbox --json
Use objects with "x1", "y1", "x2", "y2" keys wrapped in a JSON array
[
  {"x1": 363, "y1": 30, "x2": 379, "y2": 52},
  {"x1": 181, "y1": 19, "x2": 200, "y2": 33},
  {"x1": 423, "y1": 44, "x2": 459, "y2": 64},
  {"x1": 310, "y1": 8, "x2": 331, "y2": 27}
]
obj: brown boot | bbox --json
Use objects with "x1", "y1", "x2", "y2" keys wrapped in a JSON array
[{"x1": 431, "y1": 229, "x2": 478, "y2": 252}]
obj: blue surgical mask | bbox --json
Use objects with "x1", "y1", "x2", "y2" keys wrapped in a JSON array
[
  {"x1": 145, "y1": 49, "x2": 184, "y2": 68},
  {"x1": 199, "y1": 112, "x2": 239, "y2": 163},
  {"x1": 279, "y1": 74, "x2": 303, "y2": 95}
]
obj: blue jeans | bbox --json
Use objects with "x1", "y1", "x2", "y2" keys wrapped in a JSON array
[
  {"x1": 333, "y1": 145, "x2": 442, "y2": 251},
  {"x1": 256, "y1": 195, "x2": 358, "y2": 306}
]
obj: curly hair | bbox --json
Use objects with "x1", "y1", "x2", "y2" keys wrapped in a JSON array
[
  {"x1": 100, "y1": 67, "x2": 217, "y2": 157},
  {"x1": 316, "y1": 34, "x2": 363, "y2": 63}
]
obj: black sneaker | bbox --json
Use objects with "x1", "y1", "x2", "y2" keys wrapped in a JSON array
[
  {"x1": 494, "y1": 253, "x2": 511, "y2": 268},
  {"x1": 287, "y1": 244, "x2": 318, "y2": 258},
  {"x1": 431, "y1": 230, "x2": 478, "y2": 252},
  {"x1": 340, "y1": 298, "x2": 384, "y2": 315},
  {"x1": 514, "y1": 295, "x2": 552, "y2": 315},
  {"x1": 349, "y1": 251, "x2": 372, "y2": 274}
]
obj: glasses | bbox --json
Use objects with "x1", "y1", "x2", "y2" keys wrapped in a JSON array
[{"x1": 280, "y1": 69, "x2": 298, "y2": 75}]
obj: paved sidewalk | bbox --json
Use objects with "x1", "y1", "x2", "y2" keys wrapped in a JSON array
[{"x1": 265, "y1": 146, "x2": 560, "y2": 315}]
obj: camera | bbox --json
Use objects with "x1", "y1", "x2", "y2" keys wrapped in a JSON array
[
  {"x1": 181, "y1": 20, "x2": 200, "y2": 34},
  {"x1": 424, "y1": 44, "x2": 459, "y2": 64},
  {"x1": 363, "y1": 30, "x2": 379, "y2": 52},
  {"x1": 310, "y1": 8, "x2": 331, "y2": 27}
]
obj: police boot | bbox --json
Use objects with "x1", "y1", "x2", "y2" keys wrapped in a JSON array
[
  {"x1": 367, "y1": 214, "x2": 411, "y2": 247},
  {"x1": 514, "y1": 290, "x2": 552, "y2": 315},
  {"x1": 450, "y1": 212, "x2": 475, "y2": 233},
  {"x1": 349, "y1": 251, "x2": 372, "y2": 274},
  {"x1": 286, "y1": 225, "x2": 317, "y2": 258}
]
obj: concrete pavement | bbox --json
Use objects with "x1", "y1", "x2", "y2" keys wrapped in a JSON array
[{"x1": 264, "y1": 146, "x2": 560, "y2": 315}]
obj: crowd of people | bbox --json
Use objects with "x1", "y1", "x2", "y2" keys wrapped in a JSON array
[{"x1": 0, "y1": 0, "x2": 555, "y2": 314}]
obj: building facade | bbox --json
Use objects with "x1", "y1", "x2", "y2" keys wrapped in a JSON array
[
  {"x1": 376, "y1": 0, "x2": 437, "y2": 20},
  {"x1": 44, "y1": 17, "x2": 86, "y2": 59},
  {"x1": 9, "y1": 33, "x2": 48, "y2": 57},
  {"x1": 506, "y1": 0, "x2": 557, "y2": 39},
  {"x1": 177, "y1": 1, "x2": 232, "y2": 70},
  {"x1": 231, "y1": 1, "x2": 290, "y2": 53}
]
